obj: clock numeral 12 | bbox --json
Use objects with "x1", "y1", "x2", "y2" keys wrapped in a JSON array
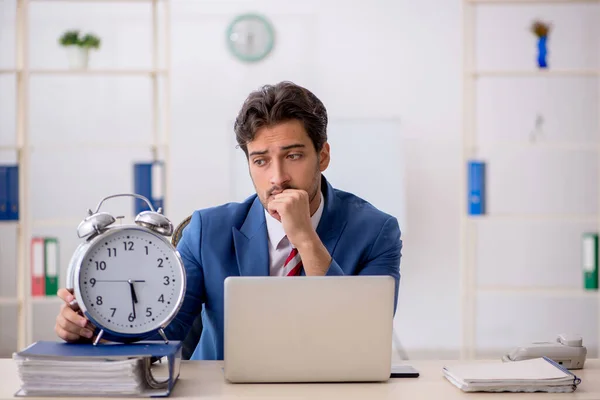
[{"x1": 123, "y1": 241, "x2": 134, "y2": 251}]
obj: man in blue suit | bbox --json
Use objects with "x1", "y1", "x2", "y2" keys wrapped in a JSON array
[{"x1": 55, "y1": 81, "x2": 403, "y2": 360}]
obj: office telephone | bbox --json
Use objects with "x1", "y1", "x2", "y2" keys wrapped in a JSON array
[{"x1": 502, "y1": 334, "x2": 587, "y2": 369}]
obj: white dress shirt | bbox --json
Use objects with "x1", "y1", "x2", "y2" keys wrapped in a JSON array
[{"x1": 265, "y1": 191, "x2": 324, "y2": 276}]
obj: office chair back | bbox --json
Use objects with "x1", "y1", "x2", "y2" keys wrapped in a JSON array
[{"x1": 171, "y1": 214, "x2": 203, "y2": 360}]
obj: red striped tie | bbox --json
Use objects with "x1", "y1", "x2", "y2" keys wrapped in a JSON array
[{"x1": 283, "y1": 247, "x2": 303, "y2": 276}]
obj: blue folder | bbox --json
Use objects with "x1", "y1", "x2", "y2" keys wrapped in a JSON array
[
  {"x1": 14, "y1": 340, "x2": 182, "y2": 397},
  {"x1": 7, "y1": 165, "x2": 18, "y2": 220},
  {"x1": 468, "y1": 161, "x2": 486, "y2": 215},
  {"x1": 133, "y1": 162, "x2": 164, "y2": 215}
]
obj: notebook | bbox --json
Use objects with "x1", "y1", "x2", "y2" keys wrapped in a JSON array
[
  {"x1": 12, "y1": 341, "x2": 182, "y2": 397},
  {"x1": 443, "y1": 357, "x2": 582, "y2": 393}
]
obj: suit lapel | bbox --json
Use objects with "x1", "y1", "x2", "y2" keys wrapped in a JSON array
[
  {"x1": 232, "y1": 197, "x2": 269, "y2": 276},
  {"x1": 316, "y1": 175, "x2": 348, "y2": 257},
  {"x1": 232, "y1": 176, "x2": 346, "y2": 277}
]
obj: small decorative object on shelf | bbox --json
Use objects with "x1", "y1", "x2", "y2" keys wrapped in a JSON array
[
  {"x1": 530, "y1": 20, "x2": 551, "y2": 69},
  {"x1": 582, "y1": 233, "x2": 598, "y2": 291},
  {"x1": 59, "y1": 30, "x2": 101, "y2": 69}
]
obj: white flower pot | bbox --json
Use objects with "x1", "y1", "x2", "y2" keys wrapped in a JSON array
[{"x1": 65, "y1": 46, "x2": 90, "y2": 69}]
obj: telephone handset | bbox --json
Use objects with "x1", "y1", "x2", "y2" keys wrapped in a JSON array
[{"x1": 502, "y1": 334, "x2": 587, "y2": 369}]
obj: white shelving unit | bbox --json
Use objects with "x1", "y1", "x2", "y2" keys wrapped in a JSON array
[
  {"x1": 461, "y1": 0, "x2": 600, "y2": 359},
  {"x1": 0, "y1": 0, "x2": 171, "y2": 353}
]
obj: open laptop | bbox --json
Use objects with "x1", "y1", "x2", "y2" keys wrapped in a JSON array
[{"x1": 223, "y1": 275, "x2": 395, "y2": 383}]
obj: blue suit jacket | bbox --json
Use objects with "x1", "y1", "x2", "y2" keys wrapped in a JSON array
[{"x1": 163, "y1": 176, "x2": 402, "y2": 360}]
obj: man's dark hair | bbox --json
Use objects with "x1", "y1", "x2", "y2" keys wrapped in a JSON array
[{"x1": 234, "y1": 81, "x2": 328, "y2": 157}]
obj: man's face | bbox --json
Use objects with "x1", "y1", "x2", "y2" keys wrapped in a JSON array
[{"x1": 246, "y1": 119, "x2": 330, "y2": 221}]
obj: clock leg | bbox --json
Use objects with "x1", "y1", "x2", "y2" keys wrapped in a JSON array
[
  {"x1": 158, "y1": 328, "x2": 169, "y2": 344},
  {"x1": 93, "y1": 329, "x2": 105, "y2": 346}
]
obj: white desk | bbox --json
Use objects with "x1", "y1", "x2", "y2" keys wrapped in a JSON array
[{"x1": 1, "y1": 358, "x2": 599, "y2": 399}]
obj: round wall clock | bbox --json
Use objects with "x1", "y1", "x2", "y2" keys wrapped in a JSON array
[{"x1": 226, "y1": 13, "x2": 275, "y2": 62}]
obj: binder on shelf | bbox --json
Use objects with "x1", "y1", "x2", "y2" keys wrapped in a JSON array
[
  {"x1": 582, "y1": 233, "x2": 598, "y2": 290},
  {"x1": 13, "y1": 340, "x2": 182, "y2": 397},
  {"x1": 468, "y1": 160, "x2": 486, "y2": 215},
  {"x1": 30, "y1": 237, "x2": 45, "y2": 297},
  {"x1": 134, "y1": 161, "x2": 165, "y2": 215},
  {"x1": 0, "y1": 166, "x2": 8, "y2": 220},
  {"x1": 44, "y1": 238, "x2": 59, "y2": 297},
  {"x1": 7, "y1": 165, "x2": 19, "y2": 220},
  {"x1": 0, "y1": 165, "x2": 18, "y2": 221}
]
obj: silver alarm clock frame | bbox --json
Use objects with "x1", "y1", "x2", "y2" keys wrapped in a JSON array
[{"x1": 65, "y1": 193, "x2": 186, "y2": 345}]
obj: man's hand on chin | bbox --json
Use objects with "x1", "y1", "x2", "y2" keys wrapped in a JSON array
[
  {"x1": 267, "y1": 189, "x2": 312, "y2": 246},
  {"x1": 267, "y1": 189, "x2": 331, "y2": 276}
]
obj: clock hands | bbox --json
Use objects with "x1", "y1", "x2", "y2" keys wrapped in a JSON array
[
  {"x1": 128, "y1": 279, "x2": 139, "y2": 304},
  {"x1": 128, "y1": 280, "x2": 137, "y2": 320},
  {"x1": 93, "y1": 279, "x2": 146, "y2": 283}
]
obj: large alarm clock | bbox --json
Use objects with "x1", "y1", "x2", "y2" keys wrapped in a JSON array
[{"x1": 66, "y1": 193, "x2": 186, "y2": 345}]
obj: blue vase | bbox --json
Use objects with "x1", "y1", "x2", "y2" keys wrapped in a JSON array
[{"x1": 537, "y1": 36, "x2": 548, "y2": 68}]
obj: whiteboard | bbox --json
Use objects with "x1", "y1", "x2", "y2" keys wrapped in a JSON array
[{"x1": 229, "y1": 118, "x2": 407, "y2": 234}]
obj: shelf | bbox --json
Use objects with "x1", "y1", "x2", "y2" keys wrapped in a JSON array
[
  {"x1": 0, "y1": 297, "x2": 19, "y2": 306},
  {"x1": 467, "y1": 0, "x2": 600, "y2": 3},
  {"x1": 30, "y1": 297, "x2": 62, "y2": 305},
  {"x1": 472, "y1": 141, "x2": 598, "y2": 152},
  {"x1": 467, "y1": 213, "x2": 597, "y2": 223},
  {"x1": 28, "y1": 69, "x2": 167, "y2": 76},
  {"x1": 30, "y1": 142, "x2": 167, "y2": 151},
  {"x1": 2, "y1": 69, "x2": 166, "y2": 76},
  {"x1": 478, "y1": 286, "x2": 599, "y2": 298},
  {"x1": 469, "y1": 70, "x2": 600, "y2": 77},
  {"x1": 30, "y1": 0, "x2": 162, "y2": 3},
  {"x1": 33, "y1": 218, "x2": 87, "y2": 228},
  {"x1": 4, "y1": 143, "x2": 167, "y2": 151}
]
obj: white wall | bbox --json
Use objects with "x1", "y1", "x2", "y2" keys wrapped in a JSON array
[
  {"x1": 167, "y1": 0, "x2": 464, "y2": 358},
  {"x1": 0, "y1": 0, "x2": 599, "y2": 359}
]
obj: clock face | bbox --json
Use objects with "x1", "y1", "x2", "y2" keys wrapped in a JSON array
[
  {"x1": 75, "y1": 227, "x2": 185, "y2": 336},
  {"x1": 227, "y1": 13, "x2": 275, "y2": 62}
]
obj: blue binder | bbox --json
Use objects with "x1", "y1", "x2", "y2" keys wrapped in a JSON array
[
  {"x1": 134, "y1": 162, "x2": 165, "y2": 215},
  {"x1": 0, "y1": 166, "x2": 8, "y2": 220},
  {"x1": 14, "y1": 340, "x2": 182, "y2": 397},
  {"x1": 0, "y1": 165, "x2": 18, "y2": 221},
  {"x1": 7, "y1": 165, "x2": 19, "y2": 220},
  {"x1": 468, "y1": 161, "x2": 486, "y2": 215}
]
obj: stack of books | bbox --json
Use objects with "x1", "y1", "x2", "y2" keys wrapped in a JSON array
[
  {"x1": 443, "y1": 357, "x2": 582, "y2": 393},
  {"x1": 13, "y1": 341, "x2": 181, "y2": 397}
]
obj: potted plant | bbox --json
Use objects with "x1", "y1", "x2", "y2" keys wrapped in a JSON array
[
  {"x1": 530, "y1": 20, "x2": 551, "y2": 69},
  {"x1": 59, "y1": 30, "x2": 101, "y2": 69}
]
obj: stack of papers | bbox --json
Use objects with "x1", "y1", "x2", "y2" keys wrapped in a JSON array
[
  {"x1": 443, "y1": 357, "x2": 582, "y2": 393},
  {"x1": 12, "y1": 341, "x2": 181, "y2": 398},
  {"x1": 14, "y1": 356, "x2": 160, "y2": 396}
]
